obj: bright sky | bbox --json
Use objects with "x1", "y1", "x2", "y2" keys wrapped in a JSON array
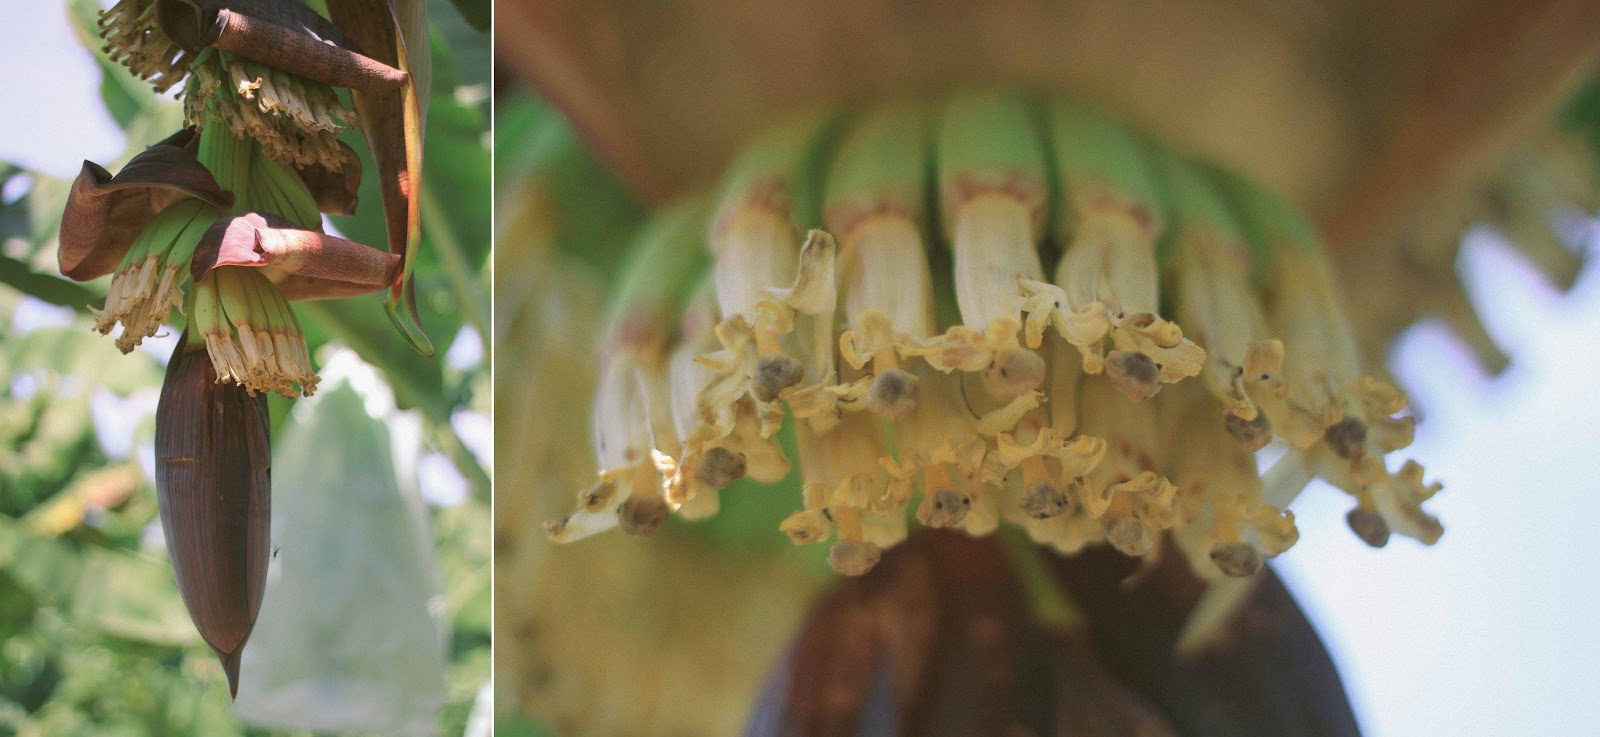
[
  {"x1": 0, "y1": 5, "x2": 125, "y2": 176},
  {"x1": 3, "y1": 7, "x2": 1599, "y2": 735}
]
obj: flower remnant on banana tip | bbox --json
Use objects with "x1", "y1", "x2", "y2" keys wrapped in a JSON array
[
  {"x1": 1020, "y1": 98, "x2": 1203, "y2": 401},
  {"x1": 546, "y1": 199, "x2": 714, "y2": 542}
]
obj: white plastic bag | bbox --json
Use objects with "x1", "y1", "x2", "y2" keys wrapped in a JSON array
[{"x1": 234, "y1": 379, "x2": 446, "y2": 735}]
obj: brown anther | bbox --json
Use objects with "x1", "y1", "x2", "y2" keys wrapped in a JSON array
[
  {"x1": 1020, "y1": 480, "x2": 1072, "y2": 519},
  {"x1": 1104, "y1": 350, "x2": 1162, "y2": 402},
  {"x1": 618, "y1": 494, "x2": 669, "y2": 537},
  {"x1": 866, "y1": 367, "x2": 920, "y2": 419},
  {"x1": 984, "y1": 347, "x2": 1047, "y2": 398},
  {"x1": 695, "y1": 446, "x2": 748, "y2": 490},
  {"x1": 1104, "y1": 515, "x2": 1154, "y2": 556},
  {"x1": 1210, "y1": 542, "x2": 1264, "y2": 577},
  {"x1": 752, "y1": 355, "x2": 805, "y2": 402},
  {"x1": 827, "y1": 539, "x2": 883, "y2": 576},
  {"x1": 1324, "y1": 418, "x2": 1368, "y2": 460},
  {"x1": 1346, "y1": 507, "x2": 1391, "y2": 548},
  {"x1": 1224, "y1": 410, "x2": 1273, "y2": 452},
  {"x1": 916, "y1": 488, "x2": 972, "y2": 528}
]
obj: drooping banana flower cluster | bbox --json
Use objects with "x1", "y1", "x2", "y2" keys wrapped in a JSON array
[
  {"x1": 58, "y1": 0, "x2": 427, "y2": 696},
  {"x1": 547, "y1": 91, "x2": 1444, "y2": 579}
]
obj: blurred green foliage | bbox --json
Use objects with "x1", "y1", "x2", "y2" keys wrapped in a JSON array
[{"x1": 0, "y1": 1, "x2": 491, "y2": 735}]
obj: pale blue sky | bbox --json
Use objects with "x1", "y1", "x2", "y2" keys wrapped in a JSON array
[
  {"x1": 1279, "y1": 228, "x2": 1600, "y2": 736},
  {"x1": 0, "y1": 5, "x2": 125, "y2": 176},
  {"x1": 4, "y1": 6, "x2": 1599, "y2": 734}
]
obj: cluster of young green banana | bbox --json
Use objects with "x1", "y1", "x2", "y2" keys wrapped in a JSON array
[
  {"x1": 241, "y1": 137, "x2": 325, "y2": 230},
  {"x1": 92, "y1": 198, "x2": 220, "y2": 352},
  {"x1": 90, "y1": 123, "x2": 248, "y2": 353},
  {"x1": 193, "y1": 122, "x2": 324, "y2": 398},
  {"x1": 190, "y1": 265, "x2": 318, "y2": 398},
  {"x1": 548, "y1": 91, "x2": 1446, "y2": 579},
  {"x1": 101, "y1": 0, "x2": 358, "y2": 173},
  {"x1": 88, "y1": 113, "x2": 325, "y2": 403},
  {"x1": 184, "y1": 47, "x2": 354, "y2": 172}
]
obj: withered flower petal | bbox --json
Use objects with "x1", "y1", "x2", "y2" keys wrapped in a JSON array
[
  {"x1": 155, "y1": 333, "x2": 271, "y2": 698},
  {"x1": 58, "y1": 129, "x2": 232, "y2": 281},
  {"x1": 747, "y1": 573, "x2": 887, "y2": 735},
  {"x1": 754, "y1": 531, "x2": 1361, "y2": 736},
  {"x1": 192, "y1": 212, "x2": 401, "y2": 301}
]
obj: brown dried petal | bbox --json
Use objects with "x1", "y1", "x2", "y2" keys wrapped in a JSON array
[
  {"x1": 694, "y1": 446, "x2": 747, "y2": 490},
  {"x1": 1323, "y1": 418, "x2": 1369, "y2": 460},
  {"x1": 865, "y1": 367, "x2": 919, "y2": 419},
  {"x1": 753, "y1": 354, "x2": 806, "y2": 402},
  {"x1": 58, "y1": 130, "x2": 232, "y2": 281},
  {"x1": 155, "y1": 336, "x2": 271, "y2": 698},
  {"x1": 192, "y1": 212, "x2": 400, "y2": 301}
]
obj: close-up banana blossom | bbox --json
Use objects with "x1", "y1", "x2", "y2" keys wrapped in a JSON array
[
  {"x1": 4, "y1": 0, "x2": 1600, "y2": 735},
  {"x1": 494, "y1": 1, "x2": 1600, "y2": 735}
]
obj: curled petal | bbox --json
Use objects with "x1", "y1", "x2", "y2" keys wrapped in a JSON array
[
  {"x1": 205, "y1": 9, "x2": 408, "y2": 92},
  {"x1": 157, "y1": 0, "x2": 354, "y2": 55},
  {"x1": 58, "y1": 130, "x2": 232, "y2": 281},
  {"x1": 193, "y1": 212, "x2": 400, "y2": 301}
]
